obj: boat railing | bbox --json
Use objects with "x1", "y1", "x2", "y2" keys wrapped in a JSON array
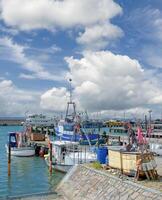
[{"x1": 65, "y1": 143, "x2": 96, "y2": 165}]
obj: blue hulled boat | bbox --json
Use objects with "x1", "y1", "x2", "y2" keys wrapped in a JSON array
[
  {"x1": 55, "y1": 79, "x2": 104, "y2": 144},
  {"x1": 55, "y1": 119, "x2": 104, "y2": 144}
]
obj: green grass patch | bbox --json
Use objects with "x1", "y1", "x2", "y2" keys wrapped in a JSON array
[{"x1": 90, "y1": 161, "x2": 102, "y2": 170}]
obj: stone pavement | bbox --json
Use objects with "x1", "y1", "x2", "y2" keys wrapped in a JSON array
[{"x1": 57, "y1": 165, "x2": 162, "y2": 200}]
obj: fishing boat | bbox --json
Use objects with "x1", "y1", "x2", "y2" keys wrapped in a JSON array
[
  {"x1": 56, "y1": 118, "x2": 104, "y2": 143},
  {"x1": 5, "y1": 132, "x2": 35, "y2": 157},
  {"x1": 45, "y1": 140, "x2": 97, "y2": 173},
  {"x1": 55, "y1": 79, "x2": 104, "y2": 144}
]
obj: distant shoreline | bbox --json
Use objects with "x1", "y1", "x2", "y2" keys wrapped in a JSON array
[{"x1": 0, "y1": 124, "x2": 23, "y2": 126}]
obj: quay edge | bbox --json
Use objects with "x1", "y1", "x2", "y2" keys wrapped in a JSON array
[{"x1": 56, "y1": 164, "x2": 162, "y2": 200}]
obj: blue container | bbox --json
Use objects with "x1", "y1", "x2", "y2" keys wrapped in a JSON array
[
  {"x1": 106, "y1": 155, "x2": 109, "y2": 165},
  {"x1": 97, "y1": 147, "x2": 108, "y2": 164}
]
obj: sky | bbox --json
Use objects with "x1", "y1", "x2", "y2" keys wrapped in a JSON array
[{"x1": 0, "y1": 0, "x2": 162, "y2": 119}]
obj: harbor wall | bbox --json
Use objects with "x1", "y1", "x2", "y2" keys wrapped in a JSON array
[
  {"x1": 0, "y1": 119, "x2": 24, "y2": 126},
  {"x1": 57, "y1": 165, "x2": 162, "y2": 200}
]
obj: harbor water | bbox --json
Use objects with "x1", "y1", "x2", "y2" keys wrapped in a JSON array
[{"x1": 0, "y1": 126, "x2": 64, "y2": 199}]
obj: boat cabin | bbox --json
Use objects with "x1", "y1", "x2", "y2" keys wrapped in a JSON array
[
  {"x1": 51, "y1": 141, "x2": 79, "y2": 164},
  {"x1": 8, "y1": 132, "x2": 17, "y2": 147}
]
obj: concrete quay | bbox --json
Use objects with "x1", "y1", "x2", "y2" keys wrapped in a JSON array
[{"x1": 56, "y1": 165, "x2": 162, "y2": 200}]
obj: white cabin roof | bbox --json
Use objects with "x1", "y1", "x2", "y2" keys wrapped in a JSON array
[{"x1": 50, "y1": 140, "x2": 79, "y2": 147}]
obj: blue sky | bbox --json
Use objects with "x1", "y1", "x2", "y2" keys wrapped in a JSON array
[{"x1": 0, "y1": 0, "x2": 162, "y2": 119}]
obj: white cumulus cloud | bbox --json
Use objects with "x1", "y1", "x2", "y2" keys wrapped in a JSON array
[
  {"x1": 40, "y1": 87, "x2": 69, "y2": 112},
  {"x1": 39, "y1": 50, "x2": 162, "y2": 117},
  {"x1": 0, "y1": 0, "x2": 123, "y2": 49},
  {"x1": 0, "y1": 79, "x2": 41, "y2": 116},
  {"x1": 77, "y1": 22, "x2": 123, "y2": 49},
  {"x1": 65, "y1": 51, "x2": 162, "y2": 112},
  {"x1": 0, "y1": 0, "x2": 122, "y2": 29}
]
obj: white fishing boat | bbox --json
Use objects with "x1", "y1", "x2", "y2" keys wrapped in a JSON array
[
  {"x1": 5, "y1": 145, "x2": 35, "y2": 157},
  {"x1": 5, "y1": 132, "x2": 35, "y2": 157},
  {"x1": 45, "y1": 140, "x2": 97, "y2": 173}
]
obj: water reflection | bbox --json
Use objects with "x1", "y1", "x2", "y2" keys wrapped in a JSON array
[{"x1": 0, "y1": 126, "x2": 64, "y2": 198}]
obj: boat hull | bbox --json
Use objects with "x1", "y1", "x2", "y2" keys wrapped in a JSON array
[
  {"x1": 55, "y1": 130, "x2": 102, "y2": 144},
  {"x1": 45, "y1": 158, "x2": 72, "y2": 173},
  {"x1": 5, "y1": 144, "x2": 35, "y2": 157}
]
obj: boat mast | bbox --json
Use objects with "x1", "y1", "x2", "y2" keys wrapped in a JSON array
[
  {"x1": 69, "y1": 78, "x2": 72, "y2": 104},
  {"x1": 65, "y1": 79, "x2": 76, "y2": 122}
]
